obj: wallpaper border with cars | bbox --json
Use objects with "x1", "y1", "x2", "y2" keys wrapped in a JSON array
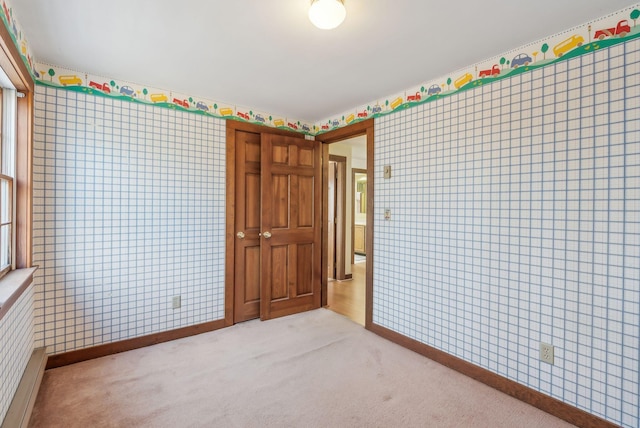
[
  {"x1": 0, "y1": 0, "x2": 37, "y2": 80},
  {"x1": 3, "y1": 2, "x2": 640, "y2": 136},
  {"x1": 321, "y1": 4, "x2": 640, "y2": 134}
]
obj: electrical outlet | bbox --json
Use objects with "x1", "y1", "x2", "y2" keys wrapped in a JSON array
[
  {"x1": 540, "y1": 343, "x2": 554, "y2": 365},
  {"x1": 384, "y1": 209, "x2": 391, "y2": 220},
  {"x1": 172, "y1": 296, "x2": 181, "y2": 309}
]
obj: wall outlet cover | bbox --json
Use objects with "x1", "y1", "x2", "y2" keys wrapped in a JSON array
[{"x1": 540, "y1": 343, "x2": 554, "y2": 365}]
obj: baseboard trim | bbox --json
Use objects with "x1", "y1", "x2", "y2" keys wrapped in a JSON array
[
  {"x1": 2, "y1": 347, "x2": 47, "y2": 428},
  {"x1": 47, "y1": 319, "x2": 226, "y2": 369},
  {"x1": 367, "y1": 323, "x2": 617, "y2": 428}
]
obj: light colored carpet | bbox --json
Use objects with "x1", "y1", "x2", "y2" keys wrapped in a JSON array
[{"x1": 29, "y1": 309, "x2": 574, "y2": 428}]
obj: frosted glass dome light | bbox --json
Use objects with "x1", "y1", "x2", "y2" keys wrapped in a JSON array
[{"x1": 309, "y1": 0, "x2": 346, "y2": 30}]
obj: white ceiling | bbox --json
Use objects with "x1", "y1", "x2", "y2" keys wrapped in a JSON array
[{"x1": 12, "y1": 0, "x2": 636, "y2": 122}]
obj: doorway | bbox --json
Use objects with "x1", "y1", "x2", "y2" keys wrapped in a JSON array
[
  {"x1": 327, "y1": 155, "x2": 347, "y2": 281},
  {"x1": 225, "y1": 121, "x2": 322, "y2": 325},
  {"x1": 224, "y1": 119, "x2": 374, "y2": 328},
  {"x1": 318, "y1": 119, "x2": 374, "y2": 328}
]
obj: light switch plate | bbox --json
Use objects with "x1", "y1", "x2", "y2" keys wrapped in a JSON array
[
  {"x1": 172, "y1": 296, "x2": 181, "y2": 309},
  {"x1": 384, "y1": 165, "x2": 391, "y2": 179}
]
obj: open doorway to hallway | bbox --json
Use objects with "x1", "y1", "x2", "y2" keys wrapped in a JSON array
[{"x1": 326, "y1": 135, "x2": 367, "y2": 325}]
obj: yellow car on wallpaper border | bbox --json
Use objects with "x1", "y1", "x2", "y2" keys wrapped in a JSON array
[
  {"x1": 150, "y1": 93, "x2": 168, "y2": 103},
  {"x1": 454, "y1": 73, "x2": 473, "y2": 89},
  {"x1": 553, "y1": 35, "x2": 584, "y2": 57},
  {"x1": 390, "y1": 97, "x2": 403, "y2": 110},
  {"x1": 219, "y1": 108, "x2": 233, "y2": 116},
  {"x1": 59, "y1": 75, "x2": 82, "y2": 86}
]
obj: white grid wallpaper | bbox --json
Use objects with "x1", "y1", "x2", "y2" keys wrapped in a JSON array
[
  {"x1": 32, "y1": 86, "x2": 226, "y2": 355},
  {"x1": 0, "y1": 287, "x2": 34, "y2": 423},
  {"x1": 374, "y1": 40, "x2": 640, "y2": 428}
]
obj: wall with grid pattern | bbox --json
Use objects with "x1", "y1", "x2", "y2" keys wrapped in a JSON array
[
  {"x1": 0, "y1": 287, "x2": 34, "y2": 423},
  {"x1": 32, "y1": 86, "x2": 226, "y2": 355},
  {"x1": 373, "y1": 40, "x2": 640, "y2": 427}
]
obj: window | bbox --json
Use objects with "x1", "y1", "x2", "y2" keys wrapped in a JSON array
[
  {"x1": 0, "y1": 14, "x2": 34, "y2": 319},
  {"x1": 0, "y1": 80, "x2": 16, "y2": 279},
  {"x1": 0, "y1": 170, "x2": 12, "y2": 275}
]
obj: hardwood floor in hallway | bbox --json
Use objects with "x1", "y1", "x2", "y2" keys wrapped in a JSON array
[{"x1": 327, "y1": 262, "x2": 366, "y2": 325}]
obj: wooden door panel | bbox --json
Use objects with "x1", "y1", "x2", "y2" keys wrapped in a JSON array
[
  {"x1": 272, "y1": 175, "x2": 290, "y2": 229},
  {"x1": 234, "y1": 130, "x2": 262, "y2": 323},
  {"x1": 290, "y1": 175, "x2": 299, "y2": 229},
  {"x1": 296, "y1": 243, "x2": 314, "y2": 295},
  {"x1": 246, "y1": 173, "x2": 261, "y2": 230},
  {"x1": 298, "y1": 176, "x2": 314, "y2": 228},
  {"x1": 272, "y1": 144, "x2": 289, "y2": 165},
  {"x1": 246, "y1": 138, "x2": 261, "y2": 162},
  {"x1": 244, "y1": 246, "x2": 261, "y2": 303},
  {"x1": 298, "y1": 147, "x2": 314, "y2": 167},
  {"x1": 261, "y1": 134, "x2": 322, "y2": 320},
  {"x1": 270, "y1": 245, "x2": 289, "y2": 300}
]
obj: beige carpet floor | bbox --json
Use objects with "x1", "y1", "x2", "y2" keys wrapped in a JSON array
[{"x1": 29, "y1": 309, "x2": 574, "y2": 428}]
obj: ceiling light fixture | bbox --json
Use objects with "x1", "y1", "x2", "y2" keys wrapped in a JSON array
[{"x1": 308, "y1": 0, "x2": 346, "y2": 30}]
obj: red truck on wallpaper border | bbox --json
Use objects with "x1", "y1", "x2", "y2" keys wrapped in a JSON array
[
  {"x1": 479, "y1": 64, "x2": 500, "y2": 78},
  {"x1": 173, "y1": 98, "x2": 189, "y2": 108},
  {"x1": 407, "y1": 92, "x2": 421, "y2": 102},
  {"x1": 594, "y1": 20, "x2": 630, "y2": 40},
  {"x1": 89, "y1": 81, "x2": 111, "y2": 93}
]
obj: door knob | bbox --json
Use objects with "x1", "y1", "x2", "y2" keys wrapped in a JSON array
[
  {"x1": 236, "y1": 231, "x2": 245, "y2": 239},
  {"x1": 261, "y1": 231, "x2": 272, "y2": 239}
]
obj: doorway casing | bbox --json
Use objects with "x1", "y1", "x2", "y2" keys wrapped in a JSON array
[
  {"x1": 225, "y1": 119, "x2": 374, "y2": 328},
  {"x1": 317, "y1": 119, "x2": 374, "y2": 329}
]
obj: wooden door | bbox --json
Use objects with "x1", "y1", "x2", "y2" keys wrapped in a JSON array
[
  {"x1": 233, "y1": 130, "x2": 262, "y2": 322},
  {"x1": 327, "y1": 161, "x2": 336, "y2": 279},
  {"x1": 260, "y1": 134, "x2": 322, "y2": 320}
]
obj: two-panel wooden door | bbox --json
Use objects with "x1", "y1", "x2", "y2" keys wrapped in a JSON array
[{"x1": 234, "y1": 129, "x2": 322, "y2": 322}]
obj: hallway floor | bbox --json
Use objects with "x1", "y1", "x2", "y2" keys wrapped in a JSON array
[{"x1": 327, "y1": 262, "x2": 365, "y2": 325}]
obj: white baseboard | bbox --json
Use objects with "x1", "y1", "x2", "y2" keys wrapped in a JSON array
[{"x1": 2, "y1": 347, "x2": 47, "y2": 428}]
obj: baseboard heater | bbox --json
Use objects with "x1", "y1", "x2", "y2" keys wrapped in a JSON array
[{"x1": 2, "y1": 347, "x2": 47, "y2": 428}]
